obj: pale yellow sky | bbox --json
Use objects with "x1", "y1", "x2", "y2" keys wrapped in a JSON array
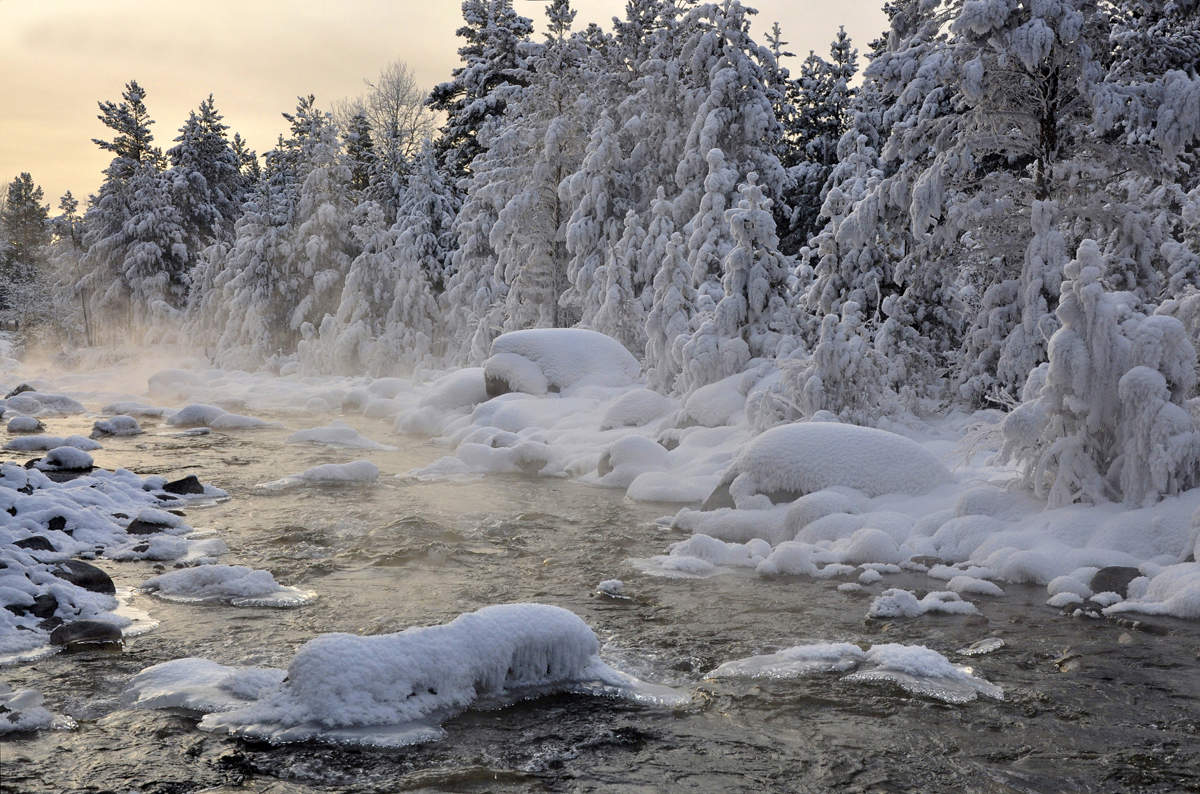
[{"x1": 1, "y1": 0, "x2": 885, "y2": 208}]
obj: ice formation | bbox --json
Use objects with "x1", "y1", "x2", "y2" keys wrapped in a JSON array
[{"x1": 141, "y1": 565, "x2": 315, "y2": 607}]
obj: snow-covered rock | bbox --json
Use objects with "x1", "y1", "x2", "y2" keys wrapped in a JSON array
[
  {"x1": 92, "y1": 415, "x2": 142, "y2": 437},
  {"x1": 484, "y1": 329, "x2": 640, "y2": 396},
  {"x1": 287, "y1": 423, "x2": 395, "y2": 450},
  {"x1": 706, "y1": 422, "x2": 952, "y2": 509},
  {"x1": 141, "y1": 565, "x2": 314, "y2": 607},
  {"x1": 126, "y1": 604, "x2": 685, "y2": 745}
]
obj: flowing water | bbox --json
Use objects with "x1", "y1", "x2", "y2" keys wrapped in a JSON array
[{"x1": 3, "y1": 408, "x2": 1200, "y2": 793}]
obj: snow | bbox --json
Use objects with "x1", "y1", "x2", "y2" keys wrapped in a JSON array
[
  {"x1": 486, "y1": 329, "x2": 641, "y2": 394},
  {"x1": 141, "y1": 565, "x2": 314, "y2": 607},
  {"x1": 600, "y1": 388, "x2": 674, "y2": 430},
  {"x1": 167, "y1": 404, "x2": 268, "y2": 429},
  {"x1": 867, "y1": 588, "x2": 980, "y2": 619},
  {"x1": 4, "y1": 435, "x2": 101, "y2": 452},
  {"x1": 287, "y1": 422, "x2": 396, "y2": 450},
  {"x1": 709, "y1": 641, "x2": 1002, "y2": 704},
  {"x1": 126, "y1": 604, "x2": 686, "y2": 746},
  {"x1": 947, "y1": 575, "x2": 1005, "y2": 597},
  {"x1": 1103, "y1": 564, "x2": 1200, "y2": 618},
  {"x1": 0, "y1": 684, "x2": 75, "y2": 734}
]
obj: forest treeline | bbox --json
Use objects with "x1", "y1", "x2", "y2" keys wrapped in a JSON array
[{"x1": 2, "y1": 0, "x2": 1199, "y2": 504}]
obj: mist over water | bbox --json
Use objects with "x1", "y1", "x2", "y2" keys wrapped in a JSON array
[{"x1": 1, "y1": 352, "x2": 1198, "y2": 792}]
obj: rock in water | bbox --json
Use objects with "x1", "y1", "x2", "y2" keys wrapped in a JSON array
[
  {"x1": 50, "y1": 620, "x2": 122, "y2": 649},
  {"x1": 50, "y1": 560, "x2": 116, "y2": 595},
  {"x1": 5, "y1": 383, "x2": 35, "y2": 398},
  {"x1": 163, "y1": 475, "x2": 204, "y2": 495},
  {"x1": 1090, "y1": 566, "x2": 1141, "y2": 598}
]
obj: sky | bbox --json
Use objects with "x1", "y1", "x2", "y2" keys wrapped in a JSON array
[{"x1": 0, "y1": 0, "x2": 886, "y2": 209}]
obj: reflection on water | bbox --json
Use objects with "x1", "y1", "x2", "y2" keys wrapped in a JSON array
[{"x1": 3, "y1": 409, "x2": 1200, "y2": 792}]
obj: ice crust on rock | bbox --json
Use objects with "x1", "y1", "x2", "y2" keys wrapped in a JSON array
[
  {"x1": 126, "y1": 604, "x2": 686, "y2": 746},
  {"x1": 0, "y1": 684, "x2": 75, "y2": 734},
  {"x1": 34, "y1": 446, "x2": 95, "y2": 471},
  {"x1": 259, "y1": 460, "x2": 381, "y2": 490},
  {"x1": 167, "y1": 404, "x2": 268, "y2": 429},
  {"x1": 709, "y1": 641, "x2": 1002, "y2": 704},
  {"x1": 6, "y1": 415, "x2": 44, "y2": 433},
  {"x1": 141, "y1": 565, "x2": 314, "y2": 607}
]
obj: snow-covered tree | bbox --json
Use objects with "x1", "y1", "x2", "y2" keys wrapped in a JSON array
[
  {"x1": 0, "y1": 173, "x2": 49, "y2": 319},
  {"x1": 593, "y1": 210, "x2": 646, "y2": 353},
  {"x1": 1001, "y1": 239, "x2": 1200, "y2": 506},
  {"x1": 644, "y1": 229, "x2": 693, "y2": 391},
  {"x1": 166, "y1": 94, "x2": 243, "y2": 255},
  {"x1": 428, "y1": 0, "x2": 534, "y2": 183}
]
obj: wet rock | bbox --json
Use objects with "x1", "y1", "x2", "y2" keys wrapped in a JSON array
[
  {"x1": 14, "y1": 536, "x2": 56, "y2": 552},
  {"x1": 50, "y1": 620, "x2": 122, "y2": 649},
  {"x1": 46, "y1": 515, "x2": 67, "y2": 533},
  {"x1": 163, "y1": 475, "x2": 204, "y2": 495},
  {"x1": 125, "y1": 519, "x2": 169, "y2": 535},
  {"x1": 50, "y1": 560, "x2": 115, "y2": 594},
  {"x1": 701, "y1": 477, "x2": 735, "y2": 511},
  {"x1": 484, "y1": 372, "x2": 512, "y2": 399},
  {"x1": 1089, "y1": 566, "x2": 1141, "y2": 598},
  {"x1": 5, "y1": 383, "x2": 35, "y2": 398}
]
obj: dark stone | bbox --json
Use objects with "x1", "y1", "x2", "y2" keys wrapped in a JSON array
[
  {"x1": 111, "y1": 512, "x2": 129, "y2": 520},
  {"x1": 50, "y1": 619, "x2": 122, "y2": 648},
  {"x1": 154, "y1": 493, "x2": 174, "y2": 501},
  {"x1": 163, "y1": 475, "x2": 204, "y2": 495},
  {"x1": 4, "y1": 593, "x2": 58, "y2": 620},
  {"x1": 484, "y1": 373, "x2": 511, "y2": 399},
  {"x1": 23, "y1": 458, "x2": 39, "y2": 469},
  {"x1": 5, "y1": 506, "x2": 15, "y2": 516},
  {"x1": 1090, "y1": 566, "x2": 1142, "y2": 598},
  {"x1": 5, "y1": 384, "x2": 34, "y2": 398},
  {"x1": 50, "y1": 560, "x2": 116, "y2": 594},
  {"x1": 701, "y1": 475, "x2": 735, "y2": 511},
  {"x1": 132, "y1": 542, "x2": 150, "y2": 553},
  {"x1": 597, "y1": 451, "x2": 613, "y2": 478},
  {"x1": 14, "y1": 536, "x2": 55, "y2": 552},
  {"x1": 126, "y1": 519, "x2": 169, "y2": 535},
  {"x1": 17, "y1": 484, "x2": 33, "y2": 495},
  {"x1": 762, "y1": 489, "x2": 805, "y2": 505},
  {"x1": 44, "y1": 470, "x2": 91, "y2": 483},
  {"x1": 47, "y1": 515, "x2": 67, "y2": 533}
]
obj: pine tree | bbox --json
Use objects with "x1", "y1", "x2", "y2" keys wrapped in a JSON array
[
  {"x1": 0, "y1": 173, "x2": 49, "y2": 316},
  {"x1": 644, "y1": 229, "x2": 693, "y2": 391},
  {"x1": 167, "y1": 95, "x2": 243, "y2": 257},
  {"x1": 428, "y1": 0, "x2": 534, "y2": 184}
]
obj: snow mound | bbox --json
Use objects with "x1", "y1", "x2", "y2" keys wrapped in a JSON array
[
  {"x1": 167, "y1": 404, "x2": 269, "y2": 429},
  {"x1": 0, "y1": 684, "x2": 75, "y2": 734},
  {"x1": 141, "y1": 565, "x2": 314, "y2": 607},
  {"x1": 34, "y1": 447, "x2": 94, "y2": 471},
  {"x1": 92, "y1": 415, "x2": 142, "y2": 437},
  {"x1": 485, "y1": 329, "x2": 640, "y2": 395},
  {"x1": 867, "y1": 588, "x2": 979, "y2": 618},
  {"x1": 101, "y1": 401, "x2": 169, "y2": 418},
  {"x1": 709, "y1": 642, "x2": 1001, "y2": 704},
  {"x1": 4, "y1": 435, "x2": 101, "y2": 452},
  {"x1": 4, "y1": 392, "x2": 85, "y2": 417},
  {"x1": 600, "y1": 389, "x2": 674, "y2": 430},
  {"x1": 6, "y1": 415, "x2": 43, "y2": 433},
  {"x1": 259, "y1": 460, "x2": 381, "y2": 490},
  {"x1": 127, "y1": 604, "x2": 686, "y2": 746},
  {"x1": 419, "y1": 368, "x2": 488, "y2": 410},
  {"x1": 712, "y1": 422, "x2": 952, "y2": 507},
  {"x1": 287, "y1": 423, "x2": 395, "y2": 450}
]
